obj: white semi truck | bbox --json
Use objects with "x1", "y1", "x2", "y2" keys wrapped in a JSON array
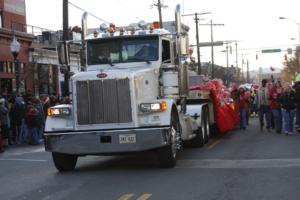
[{"x1": 44, "y1": 5, "x2": 215, "y2": 171}]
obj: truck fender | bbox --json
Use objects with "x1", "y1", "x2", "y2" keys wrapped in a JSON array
[
  {"x1": 177, "y1": 103, "x2": 207, "y2": 141},
  {"x1": 138, "y1": 99, "x2": 178, "y2": 127},
  {"x1": 185, "y1": 103, "x2": 209, "y2": 128},
  {"x1": 159, "y1": 99, "x2": 178, "y2": 126}
]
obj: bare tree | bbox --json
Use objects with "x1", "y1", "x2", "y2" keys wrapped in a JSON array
[{"x1": 282, "y1": 48, "x2": 300, "y2": 83}]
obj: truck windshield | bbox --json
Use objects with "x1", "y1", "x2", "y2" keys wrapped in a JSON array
[{"x1": 87, "y1": 36, "x2": 159, "y2": 65}]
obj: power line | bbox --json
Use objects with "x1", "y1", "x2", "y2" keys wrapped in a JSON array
[
  {"x1": 199, "y1": 20, "x2": 224, "y2": 78},
  {"x1": 68, "y1": 1, "x2": 110, "y2": 24}
]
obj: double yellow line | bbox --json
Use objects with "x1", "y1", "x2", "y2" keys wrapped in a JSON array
[{"x1": 118, "y1": 193, "x2": 152, "y2": 200}]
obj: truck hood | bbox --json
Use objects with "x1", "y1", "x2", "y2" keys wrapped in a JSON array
[{"x1": 71, "y1": 65, "x2": 159, "y2": 81}]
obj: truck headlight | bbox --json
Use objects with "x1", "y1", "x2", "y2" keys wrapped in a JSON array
[
  {"x1": 48, "y1": 107, "x2": 71, "y2": 117},
  {"x1": 140, "y1": 101, "x2": 167, "y2": 113}
]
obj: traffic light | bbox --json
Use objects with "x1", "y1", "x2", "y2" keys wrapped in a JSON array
[
  {"x1": 256, "y1": 53, "x2": 258, "y2": 60},
  {"x1": 284, "y1": 54, "x2": 287, "y2": 61}
]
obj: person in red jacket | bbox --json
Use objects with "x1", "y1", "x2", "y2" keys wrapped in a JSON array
[
  {"x1": 238, "y1": 87, "x2": 249, "y2": 130},
  {"x1": 24, "y1": 105, "x2": 43, "y2": 145},
  {"x1": 269, "y1": 80, "x2": 284, "y2": 133}
]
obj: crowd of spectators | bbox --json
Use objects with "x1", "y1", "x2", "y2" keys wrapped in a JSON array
[
  {"x1": 231, "y1": 78, "x2": 300, "y2": 135},
  {"x1": 0, "y1": 93, "x2": 70, "y2": 153}
]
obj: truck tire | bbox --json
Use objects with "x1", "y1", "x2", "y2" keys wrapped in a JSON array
[
  {"x1": 157, "y1": 112, "x2": 181, "y2": 168},
  {"x1": 187, "y1": 109, "x2": 206, "y2": 148},
  {"x1": 52, "y1": 152, "x2": 78, "y2": 172},
  {"x1": 203, "y1": 107, "x2": 210, "y2": 144}
]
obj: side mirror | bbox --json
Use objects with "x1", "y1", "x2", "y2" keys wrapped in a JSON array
[{"x1": 57, "y1": 41, "x2": 70, "y2": 65}]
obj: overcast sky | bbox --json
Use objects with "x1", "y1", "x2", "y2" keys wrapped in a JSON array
[{"x1": 25, "y1": 0, "x2": 300, "y2": 72}]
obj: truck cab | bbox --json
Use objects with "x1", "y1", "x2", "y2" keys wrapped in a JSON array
[{"x1": 44, "y1": 5, "x2": 213, "y2": 171}]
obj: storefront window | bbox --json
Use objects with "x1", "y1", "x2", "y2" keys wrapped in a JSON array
[
  {"x1": 0, "y1": 61, "x2": 14, "y2": 73},
  {"x1": 32, "y1": 64, "x2": 58, "y2": 96},
  {"x1": 0, "y1": 61, "x2": 4, "y2": 72}
]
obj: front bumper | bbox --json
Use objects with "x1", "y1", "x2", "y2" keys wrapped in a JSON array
[{"x1": 44, "y1": 127, "x2": 169, "y2": 155}]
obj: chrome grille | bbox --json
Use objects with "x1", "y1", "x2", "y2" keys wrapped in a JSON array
[{"x1": 76, "y1": 78, "x2": 132, "y2": 125}]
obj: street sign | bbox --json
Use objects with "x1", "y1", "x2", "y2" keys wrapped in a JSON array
[{"x1": 261, "y1": 49, "x2": 281, "y2": 53}]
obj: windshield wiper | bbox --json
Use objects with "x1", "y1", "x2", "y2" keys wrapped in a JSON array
[
  {"x1": 98, "y1": 57, "x2": 114, "y2": 66},
  {"x1": 131, "y1": 57, "x2": 151, "y2": 64},
  {"x1": 108, "y1": 60, "x2": 115, "y2": 66}
]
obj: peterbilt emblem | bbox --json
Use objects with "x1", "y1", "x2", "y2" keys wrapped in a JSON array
[{"x1": 97, "y1": 73, "x2": 107, "y2": 78}]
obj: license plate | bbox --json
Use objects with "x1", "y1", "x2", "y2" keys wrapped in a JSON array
[{"x1": 119, "y1": 134, "x2": 136, "y2": 144}]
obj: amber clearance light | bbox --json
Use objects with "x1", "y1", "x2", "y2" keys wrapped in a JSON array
[
  {"x1": 160, "y1": 101, "x2": 167, "y2": 111},
  {"x1": 153, "y1": 21, "x2": 160, "y2": 29},
  {"x1": 47, "y1": 107, "x2": 52, "y2": 116}
]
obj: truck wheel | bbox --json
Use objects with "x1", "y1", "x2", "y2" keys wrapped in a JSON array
[
  {"x1": 158, "y1": 112, "x2": 181, "y2": 168},
  {"x1": 188, "y1": 110, "x2": 206, "y2": 148},
  {"x1": 204, "y1": 107, "x2": 210, "y2": 144},
  {"x1": 52, "y1": 152, "x2": 78, "y2": 172}
]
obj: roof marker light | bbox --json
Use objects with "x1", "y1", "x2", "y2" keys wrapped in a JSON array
[
  {"x1": 100, "y1": 23, "x2": 108, "y2": 32},
  {"x1": 129, "y1": 26, "x2": 135, "y2": 35},
  {"x1": 119, "y1": 27, "x2": 125, "y2": 35},
  {"x1": 153, "y1": 21, "x2": 160, "y2": 29},
  {"x1": 93, "y1": 30, "x2": 98, "y2": 38},
  {"x1": 138, "y1": 20, "x2": 147, "y2": 30},
  {"x1": 109, "y1": 23, "x2": 116, "y2": 30},
  {"x1": 149, "y1": 26, "x2": 154, "y2": 33}
]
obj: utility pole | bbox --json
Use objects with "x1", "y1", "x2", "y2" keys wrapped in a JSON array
[
  {"x1": 241, "y1": 54, "x2": 244, "y2": 82},
  {"x1": 247, "y1": 59, "x2": 250, "y2": 83},
  {"x1": 225, "y1": 42, "x2": 229, "y2": 69},
  {"x1": 210, "y1": 20, "x2": 214, "y2": 78},
  {"x1": 199, "y1": 20, "x2": 224, "y2": 78},
  {"x1": 182, "y1": 11, "x2": 211, "y2": 75},
  {"x1": 225, "y1": 42, "x2": 229, "y2": 85},
  {"x1": 235, "y1": 41, "x2": 239, "y2": 81},
  {"x1": 195, "y1": 13, "x2": 201, "y2": 74},
  {"x1": 63, "y1": 0, "x2": 70, "y2": 96},
  {"x1": 151, "y1": 0, "x2": 168, "y2": 28}
]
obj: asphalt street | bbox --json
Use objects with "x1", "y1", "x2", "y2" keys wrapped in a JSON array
[{"x1": 1, "y1": 118, "x2": 300, "y2": 200}]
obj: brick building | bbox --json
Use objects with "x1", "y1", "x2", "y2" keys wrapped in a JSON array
[
  {"x1": 0, "y1": 0, "x2": 80, "y2": 97},
  {"x1": 0, "y1": 0, "x2": 33, "y2": 94}
]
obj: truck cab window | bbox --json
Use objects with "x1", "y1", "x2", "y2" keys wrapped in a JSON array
[
  {"x1": 87, "y1": 36, "x2": 159, "y2": 65},
  {"x1": 162, "y1": 40, "x2": 171, "y2": 63}
]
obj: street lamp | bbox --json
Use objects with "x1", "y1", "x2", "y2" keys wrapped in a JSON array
[
  {"x1": 279, "y1": 16, "x2": 300, "y2": 47},
  {"x1": 10, "y1": 36, "x2": 21, "y2": 94}
]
